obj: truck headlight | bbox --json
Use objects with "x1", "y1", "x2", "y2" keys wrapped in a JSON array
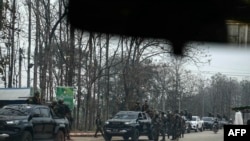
[
  {"x1": 124, "y1": 122, "x2": 130, "y2": 125},
  {"x1": 6, "y1": 119, "x2": 27, "y2": 125},
  {"x1": 125, "y1": 121, "x2": 133, "y2": 125},
  {"x1": 105, "y1": 121, "x2": 109, "y2": 125},
  {"x1": 6, "y1": 120, "x2": 21, "y2": 125}
]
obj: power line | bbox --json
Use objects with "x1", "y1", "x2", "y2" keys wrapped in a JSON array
[{"x1": 190, "y1": 70, "x2": 250, "y2": 79}]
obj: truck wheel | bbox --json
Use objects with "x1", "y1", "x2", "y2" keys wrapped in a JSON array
[
  {"x1": 147, "y1": 129, "x2": 153, "y2": 140},
  {"x1": 199, "y1": 126, "x2": 203, "y2": 132},
  {"x1": 21, "y1": 131, "x2": 32, "y2": 141},
  {"x1": 194, "y1": 126, "x2": 198, "y2": 132},
  {"x1": 131, "y1": 129, "x2": 139, "y2": 141},
  {"x1": 123, "y1": 135, "x2": 129, "y2": 141},
  {"x1": 105, "y1": 134, "x2": 112, "y2": 141},
  {"x1": 54, "y1": 130, "x2": 65, "y2": 141}
]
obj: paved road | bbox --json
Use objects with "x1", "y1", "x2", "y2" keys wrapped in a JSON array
[{"x1": 70, "y1": 129, "x2": 224, "y2": 141}]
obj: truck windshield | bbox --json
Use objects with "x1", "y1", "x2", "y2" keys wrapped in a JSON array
[
  {"x1": 202, "y1": 117, "x2": 213, "y2": 121},
  {"x1": 113, "y1": 114, "x2": 137, "y2": 119},
  {"x1": 0, "y1": 106, "x2": 31, "y2": 116},
  {"x1": 191, "y1": 117, "x2": 197, "y2": 121}
]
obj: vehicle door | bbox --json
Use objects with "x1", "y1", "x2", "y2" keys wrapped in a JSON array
[
  {"x1": 40, "y1": 107, "x2": 56, "y2": 139},
  {"x1": 31, "y1": 108, "x2": 45, "y2": 140},
  {"x1": 138, "y1": 112, "x2": 149, "y2": 133}
]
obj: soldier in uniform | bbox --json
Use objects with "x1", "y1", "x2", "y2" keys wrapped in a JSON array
[
  {"x1": 152, "y1": 111, "x2": 161, "y2": 141},
  {"x1": 54, "y1": 99, "x2": 65, "y2": 118},
  {"x1": 94, "y1": 114, "x2": 104, "y2": 137},
  {"x1": 160, "y1": 112, "x2": 167, "y2": 141},
  {"x1": 172, "y1": 113, "x2": 182, "y2": 140},
  {"x1": 49, "y1": 100, "x2": 57, "y2": 109},
  {"x1": 180, "y1": 116, "x2": 186, "y2": 138},
  {"x1": 132, "y1": 101, "x2": 141, "y2": 111},
  {"x1": 27, "y1": 91, "x2": 41, "y2": 104},
  {"x1": 142, "y1": 100, "x2": 149, "y2": 112},
  {"x1": 147, "y1": 108, "x2": 154, "y2": 118},
  {"x1": 167, "y1": 113, "x2": 174, "y2": 139},
  {"x1": 62, "y1": 100, "x2": 72, "y2": 140}
]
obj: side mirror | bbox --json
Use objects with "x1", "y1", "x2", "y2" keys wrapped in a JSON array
[
  {"x1": 28, "y1": 115, "x2": 33, "y2": 121},
  {"x1": 138, "y1": 117, "x2": 143, "y2": 120},
  {"x1": 32, "y1": 113, "x2": 41, "y2": 117}
]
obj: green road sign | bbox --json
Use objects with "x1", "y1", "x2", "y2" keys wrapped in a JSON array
[{"x1": 56, "y1": 86, "x2": 74, "y2": 110}]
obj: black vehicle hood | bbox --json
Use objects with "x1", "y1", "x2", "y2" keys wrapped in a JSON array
[
  {"x1": 107, "y1": 119, "x2": 136, "y2": 122},
  {"x1": 0, "y1": 115, "x2": 27, "y2": 121},
  {"x1": 204, "y1": 121, "x2": 213, "y2": 124}
]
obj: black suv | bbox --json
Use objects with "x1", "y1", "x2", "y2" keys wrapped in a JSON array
[
  {"x1": 202, "y1": 116, "x2": 214, "y2": 130},
  {"x1": 0, "y1": 104, "x2": 68, "y2": 141},
  {"x1": 103, "y1": 111, "x2": 153, "y2": 141}
]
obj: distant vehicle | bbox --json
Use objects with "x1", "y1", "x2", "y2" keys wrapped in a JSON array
[
  {"x1": 0, "y1": 88, "x2": 31, "y2": 108},
  {"x1": 189, "y1": 116, "x2": 204, "y2": 132},
  {"x1": 0, "y1": 104, "x2": 68, "y2": 141},
  {"x1": 202, "y1": 117, "x2": 214, "y2": 130},
  {"x1": 219, "y1": 118, "x2": 228, "y2": 128},
  {"x1": 103, "y1": 111, "x2": 153, "y2": 141},
  {"x1": 181, "y1": 116, "x2": 191, "y2": 133}
]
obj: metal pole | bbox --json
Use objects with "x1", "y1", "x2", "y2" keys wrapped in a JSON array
[{"x1": 179, "y1": 97, "x2": 181, "y2": 113}]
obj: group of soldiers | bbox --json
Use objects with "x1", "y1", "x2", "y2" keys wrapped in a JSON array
[
  {"x1": 151, "y1": 110, "x2": 186, "y2": 141},
  {"x1": 132, "y1": 100, "x2": 187, "y2": 141},
  {"x1": 131, "y1": 100, "x2": 150, "y2": 112},
  {"x1": 50, "y1": 99, "x2": 73, "y2": 140},
  {"x1": 26, "y1": 91, "x2": 73, "y2": 140}
]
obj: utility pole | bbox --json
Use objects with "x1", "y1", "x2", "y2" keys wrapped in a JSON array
[
  {"x1": 8, "y1": 0, "x2": 16, "y2": 88},
  {"x1": 18, "y1": 48, "x2": 22, "y2": 88},
  {"x1": 27, "y1": 0, "x2": 31, "y2": 87},
  {"x1": 0, "y1": 0, "x2": 3, "y2": 30}
]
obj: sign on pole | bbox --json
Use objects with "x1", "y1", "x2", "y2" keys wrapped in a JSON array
[{"x1": 56, "y1": 86, "x2": 74, "y2": 110}]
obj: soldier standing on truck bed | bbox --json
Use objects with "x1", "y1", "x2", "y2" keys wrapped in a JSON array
[
  {"x1": 142, "y1": 100, "x2": 149, "y2": 112},
  {"x1": 27, "y1": 91, "x2": 41, "y2": 105},
  {"x1": 132, "y1": 101, "x2": 141, "y2": 111}
]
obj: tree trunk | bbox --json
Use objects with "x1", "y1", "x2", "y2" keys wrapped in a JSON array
[
  {"x1": 33, "y1": 0, "x2": 40, "y2": 92},
  {"x1": 27, "y1": 0, "x2": 32, "y2": 88},
  {"x1": 8, "y1": 0, "x2": 16, "y2": 88},
  {"x1": 105, "y1": 34, "x2": 110, "y2": 119}
]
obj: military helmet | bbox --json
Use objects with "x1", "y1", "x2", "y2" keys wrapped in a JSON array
[
  {"x1": 58, "y1": 99, "x2": 64, "y2": 104},
  {"x1": 155, "y1": 111, "x2": 159, "y2": 115},
  {"x1": 52, "y1": 100, "x2": 57, "y2": 105},
  {"x1": 34, "y1": 91, "x2": 40, "y2": 96}
]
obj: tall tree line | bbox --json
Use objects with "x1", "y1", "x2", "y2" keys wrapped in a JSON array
[{"x1": 1, "y1": 0, "x2": 250, "y2": 131}]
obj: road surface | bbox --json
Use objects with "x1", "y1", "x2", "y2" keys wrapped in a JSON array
[{"x1": 70, "y1": 129, "x2": 224, "y2": 141}]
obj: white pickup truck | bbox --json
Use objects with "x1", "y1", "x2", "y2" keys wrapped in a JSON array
[{"x1": 188, "y1": 116, "x2": 204, "y2": 132}]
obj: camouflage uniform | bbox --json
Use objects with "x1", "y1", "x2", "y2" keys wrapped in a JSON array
[
  {"x1": 63, "y1": 103, "x2": 72, "y2": 140},
  {"x1": 142, "y1": 100, "x2": 149, "y2": 112},
  {"x1": 27, "y1": 92, "x2": 41, "y2": 104},
  {"x1": 160, "y1": 113, "x2": 167, "y2": 141},
  {"x1": 94, "y1": 115, "x2": 104, "y2": 137},
  {"x1": 132, "y1": 102, "x2": 141, "y2": 111},
  {"x1": 167, "y1": 113, "x2": 175, "y2": 139},
  {"x1": 152, "y1": 112, "x2": 161, "y2": 141},
  {"x1": 180, "y1": 116, "x2": 186, "y2": 138},
  {"x1": 172, "y1": 114, "x2": 182, "y2": 140},
  {"x1": 53, "y1": 100, "x2": 65, "y2": 118}
]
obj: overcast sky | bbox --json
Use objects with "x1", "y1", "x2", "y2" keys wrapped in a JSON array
[{"x1": 186, "y1": 43, "x2": 250, "y2": 81}]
